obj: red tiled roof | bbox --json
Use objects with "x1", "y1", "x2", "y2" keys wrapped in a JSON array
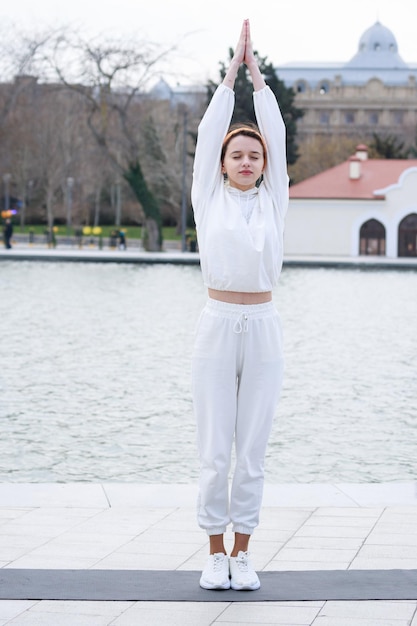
[{"x1": 289, "y1": 158, "x2": 417, "y2": 199}]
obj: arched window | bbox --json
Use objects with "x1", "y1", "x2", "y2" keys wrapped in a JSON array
[
  {"x1": 359, "y1": 219, "x2": 386, "y2": 255},
  {"x1": 319, "y1": 81, "x2": 330, "y2": 95},
  {"x1": 295, "y1": 81, "x2": 307, "y2": 94},
  {"x1": 398, "y1": 213, "x2": 417, "y2": 257}
]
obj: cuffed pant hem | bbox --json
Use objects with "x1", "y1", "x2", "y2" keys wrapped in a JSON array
[
  {"x1": 205, "y1": 526, "x2": 227, "y2": 536},
  {"x1": 232, "y1": 524, "x2": 255, "y2": 535}
]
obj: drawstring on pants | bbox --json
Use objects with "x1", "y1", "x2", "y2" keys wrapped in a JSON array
[{"x1": 233, "y1": 313, "x2": 249, "y2": 334}]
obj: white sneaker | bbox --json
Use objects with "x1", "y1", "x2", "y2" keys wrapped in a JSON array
[
  {"x1": 199, "y1": 552, "x2": 230, "y2": 590},
  {"x1": 229, "y1": 551, "x2": 260, "y2": 590}
]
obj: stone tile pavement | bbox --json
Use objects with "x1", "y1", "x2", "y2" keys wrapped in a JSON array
[{"x1": 0, "y1": 483, "x2": 417, "y2": 625}]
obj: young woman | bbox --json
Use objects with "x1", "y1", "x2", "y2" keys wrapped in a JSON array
[{"x1": 191, "y1": 19, "x2": 289, "y2": 591}]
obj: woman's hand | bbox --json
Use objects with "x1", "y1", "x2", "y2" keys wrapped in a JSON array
[
  {"x1": 223, "y1": 19, "x2": 265, "y2": 92},
  {"x1": 244, "y1": 20, "x2": 266, "y2": 91},
  {"x1": 222, "y1": 19, "x2": 248, "y2": 88},
  {"x1": 232, "y1": 19, "x2": 248, "y2": 65},
  {"x1": 243, "y1": 20, "x2": 256, "y2": 67}
]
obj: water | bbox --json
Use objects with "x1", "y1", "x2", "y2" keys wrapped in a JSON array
[{"x1": 0, "y1": 261, "x2": 416, "y2": 483}]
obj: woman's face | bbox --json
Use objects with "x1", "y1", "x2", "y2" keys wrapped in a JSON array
[{"x1": 222, "y1": 135, "x2": 265, "y2": 191}]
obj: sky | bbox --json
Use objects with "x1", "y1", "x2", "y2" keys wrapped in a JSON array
[{"x1": 2, "y1": 0, "x2": 417, "y2": 86}]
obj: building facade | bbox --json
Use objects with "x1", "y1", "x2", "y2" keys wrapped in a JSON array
[
  {"x1": 285, "y1": 145, "x2": 417, "y2": 258},
  {"x1": 275, "y1": 22, "x2": 417, "y2": 144}
]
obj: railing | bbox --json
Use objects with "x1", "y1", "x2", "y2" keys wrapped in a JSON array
[{"x1": 8, "y1": 233, "x2": 182, "y2": 252}]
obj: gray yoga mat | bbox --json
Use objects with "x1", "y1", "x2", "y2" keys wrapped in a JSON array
[{"x1": 1, "y1": 569, "x2": 417, "y2": 601}]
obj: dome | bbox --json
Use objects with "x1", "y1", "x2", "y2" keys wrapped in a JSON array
[
  {"x1": 345, "y1": 21, "x2": 408, "y2": 69},
  {"x1": 150, "y1": 78, "x2": 172, "y2": 100}
]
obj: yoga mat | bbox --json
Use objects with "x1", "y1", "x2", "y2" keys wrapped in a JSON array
[{"x1": 1, "y1": 569, "x2": 417, "y2": 601}]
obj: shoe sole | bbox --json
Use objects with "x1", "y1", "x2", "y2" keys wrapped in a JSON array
[
  {"x1": 230, "y1": 580, "x2": 261, "y2": 591},
  {"x1": 200, "y1": 579, "x2": 231, "y2": 590}
]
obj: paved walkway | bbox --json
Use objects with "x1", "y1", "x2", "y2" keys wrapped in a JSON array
[
  {"x1": 1, "y1": 241, "x2": 417, "y2": 269},
  {"x1": 1, "y1": 483, "x2": 417, "y2": 625}
]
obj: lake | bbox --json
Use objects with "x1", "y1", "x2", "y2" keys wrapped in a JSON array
[{"x1": 0, "y1": 261, "x2": 416, "y2": 483}]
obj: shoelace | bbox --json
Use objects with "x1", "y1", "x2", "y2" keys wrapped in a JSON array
[
  {"x1": 235, "y1": 552, "x2": 249, "y2": 571},
  {"x1": 239, "y1": 192, "x2": 255, "y2": 223},
  {"x1": 227, "y1": 184, "x2": 258, "y2": 224},
  {"x1": 212, "y1": 554, "x2": 225, "y2": 572}
]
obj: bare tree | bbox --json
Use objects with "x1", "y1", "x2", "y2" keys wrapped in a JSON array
[
  {"x1": 0, "y1": 26, "x2": 67, "y2": 228},
  {"x1": 288, "y1": 135, "x2": 359, "y2": 183},
  {"x1": 0, "y1": 25, "x2": 196, "y2": 244},
  {"x1": 48, "y1": 30, "x2": 176, "y2": 251},
  {"x1": 30, "y1": 86, "x2": 86, "y2": 231},
  {"x1": 0, "y1": 25, "x2": 55, "y2": 130},
  {"x1": 0, "y1": 76, "x2": 39, "y2": 228}
]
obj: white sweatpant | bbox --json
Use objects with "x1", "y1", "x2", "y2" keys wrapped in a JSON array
[{"x1": 192, "y1": 298, "x2": 284, "y2": 536}]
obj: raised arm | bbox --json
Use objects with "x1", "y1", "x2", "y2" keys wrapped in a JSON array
[
  {"x1": 192, "y1": 22, "x2": 248, "y2": 208},
  {"x1": 244, "y1": 21, "x2": 289, "y2": 215},
  {"x1": 222, "y1": 20, "x2": 247, "y2": 90},
  {"x1": 243, "y1": 20, "x2": 266, "y2": 92}
]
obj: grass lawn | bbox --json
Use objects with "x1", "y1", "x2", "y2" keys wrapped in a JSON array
[{"x1": 15, "y1": 225, "x2": 182, "y2": 240}]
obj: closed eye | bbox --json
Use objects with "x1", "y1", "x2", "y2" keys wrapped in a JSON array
[{"x1": 230, "y1": 153, "x2": 261, "y2": 159}]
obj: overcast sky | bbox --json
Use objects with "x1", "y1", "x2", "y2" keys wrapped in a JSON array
[{"x1": 2, "y1": 0, "x2": 416, "y2": 85}]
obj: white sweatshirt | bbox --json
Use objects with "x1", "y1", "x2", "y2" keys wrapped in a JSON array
[{"x1": 191, "y1": 83, "x2": 289, "y2": 293}]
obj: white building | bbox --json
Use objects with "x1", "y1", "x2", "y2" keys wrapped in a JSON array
[{"x1": 285, "y1": 145, "x2": 417, "y2": 258}]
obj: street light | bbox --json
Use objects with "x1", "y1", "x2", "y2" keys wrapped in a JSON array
[
  {"x1": 180, "y1": 106, "x2": 188, "y2": 252},
  {"x1": 3, "y1": 173, "x2": 11, "y2": 213},
  {"x1": 114, "y1": 178, "x2": 121, "y2": 227},
  {"x1": 66, "y1": 177, "x2": 74, "y2": 237}
]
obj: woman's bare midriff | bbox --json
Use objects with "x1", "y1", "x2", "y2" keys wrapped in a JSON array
[{"x1": 208, "y1": 288, "x2": 272, "y2": 305}]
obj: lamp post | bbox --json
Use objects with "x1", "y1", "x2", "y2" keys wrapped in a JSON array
[
  {"x1": 114, "y1": 178, "x2": 121, "y2": 227},
  {"x1": 180, "y1": 106, "x2": 188, "y2": 252},
  {"x1": 66, "y1": 177, "x2": 74, "y2": 238},
  {"x1": 3, "y1": 173, "x2": 11, "y2": 213}
]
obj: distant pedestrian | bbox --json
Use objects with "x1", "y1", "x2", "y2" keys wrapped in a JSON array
[
  {"x1": 119, "y1": 230, "x2": 126, "y2": 250},
  {"x1": 110, "y1": 230, "x2": 118, "y2": 248},
  {"x1": 3, "y1": 219, "x2": 13, "y2": 249}
]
